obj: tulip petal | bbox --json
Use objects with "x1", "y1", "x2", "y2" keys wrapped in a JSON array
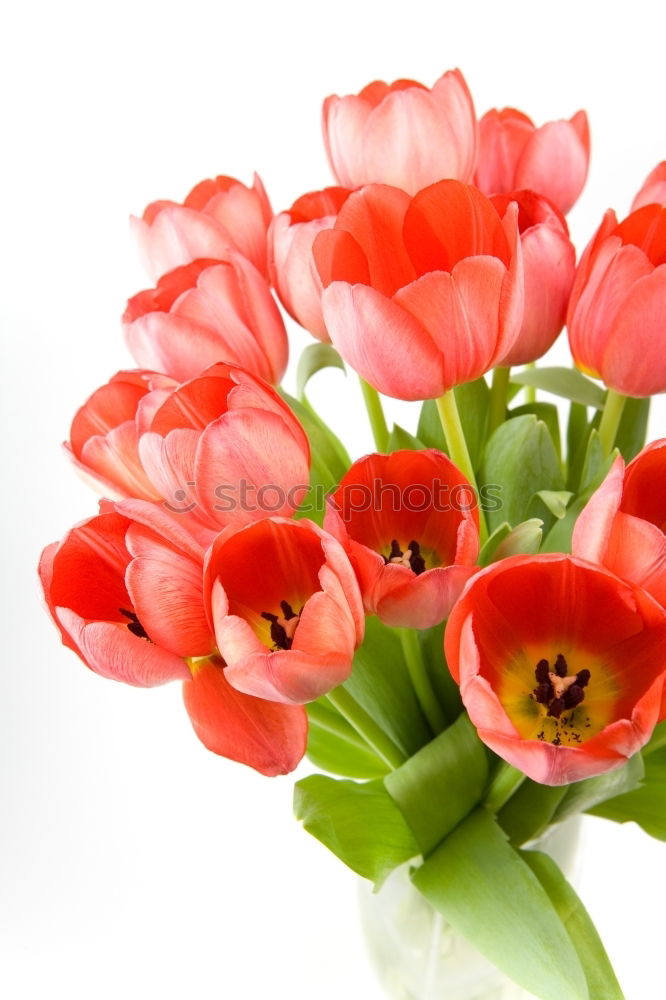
[
  {"x1": 602, "y1": 266, "x2": 666, "y2": 395},
  {"x1": 516, "y1": 117, "x2": 589, "y2": 215},
  {"x1": 572, "y1": 456, "x2": 625, "y2": 564}
]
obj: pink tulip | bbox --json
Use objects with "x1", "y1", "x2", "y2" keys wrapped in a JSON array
[
  {"x1": 131, "y1": 174, "x2": 273, "y2": 282},
  {"x1": 313, "y1": 181, "x2": 523, "y2": 400},
  {"x1": 268, "y1": 186, "x2": 352, "y2": 341},
  {"x1": 325, "y1": 450, "x2": 479, "y2": 628},
  {"x1": 490, "y1": 190, "x2": 576, "y2": 366},
  {"x1": 632, "y1": 162, "x2": 666, "y2": 210},
  {"x1": 322, "y1": 69, "x2": 477, "y2": 195},
  {"x1": 205, "y1": 517, "x2": 365, "y2": 704},
  {"x1": 567, "y1": 203, "x2": 666, "y2": 396},
  {"x1": 573, "y1": 443, "x2": 666, "y2": 608},
  {"x1": 39, "y1": 510, "x2": 307, "y2": 775},
  {"x1": 67, "y1": 363, "x2": 310, "y2": 546},
  {"x1": 123, "y1": 255, "x2": 288, "y2": 385},
  {"x1": 475, "y1": 108, "x2": 590, "y2": 215},
  {"x1": 445, "y1": 553, "x2": 666, "y2": 785}
]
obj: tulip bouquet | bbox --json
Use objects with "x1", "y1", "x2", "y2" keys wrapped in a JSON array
[{"x1": 39, "y1": 67, "x2": 666, "y2": 1000}]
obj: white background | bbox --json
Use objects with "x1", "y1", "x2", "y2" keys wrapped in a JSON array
[{"x1": 2, "y1": 1, "x2": 666, "y2": 997}]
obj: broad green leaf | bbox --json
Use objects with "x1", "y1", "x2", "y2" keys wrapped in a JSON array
[
  {"x1": 532, "y1": 490, "x2": 573, "y2": 520},
  {"x1": 522, "y1": 850, "x2": 624, "y2": 1000},
  {"x1": 481, "y1": 415, "x2": 564, "y2": 532},
  {"x1": 294, "y1": 775, "x2": 419, "y2": 888},
  {"x1": 566, "y1": 402, "x2": 590, "y2": 491},
  {"x1": 492, "y1": 518, "x2": 543, "y2": 559},
  {"x1": 417, "y1": 377, "x2": 490, "y2": 471},
  {"x1": 615, "y1": 395, "x2": 650, "y2": 462},
  {"x1": 411, "y1": 808, "x2": 588, "y2": 1000},
  {"x1": 306, "y1": 700, "x2": 389, "y2": 779},
  {"x1": 588, "y1": 746, "x2": 666, "y2": 841},
  {"x1": 345, "y1": 616, "x2": 431, "y2": 758},
  {"x1": 296, "y1": 342, "x2": 346, "y2": 401},
  {"x1": 478, "y1": 521, "x2": 512, "y2": 566},
  {"x1": 385, "y1": 714, "x2": 488, "y2": 856},
  {"x1": 387, "y1": 424, "x2": 425, "y2": 451},
  {"x1": 511, "y1": 401, "x2": 562, "y2": 458},
  {"x1": 498, "y1": 780, "x2": 568, "y2": 846},
  {"x1": 553, "y1": 753, "x2": 645, "y2": 821},
  {"x1": 542, "y1": 432, "x2": 614, "y2": 553},
  {"x1": 417, "y1": 623, "x2": 463, "y2": 723},
  {"x1": 511, "y1": 366, "x2": 605, "y2": 409}
]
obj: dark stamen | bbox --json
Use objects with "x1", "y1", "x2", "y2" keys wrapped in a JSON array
[
  {"x1": 260, "y1": 611, "x2": 292, "y2": 651},
  {"x1": 119, "y1": 607, "x2": 151, "y2": 642},
  {"x1": 547, "y1": 697, "x2": 566, "y2": 719},
  {"x1": 280, "y1": 600, "x2": 298, "y2": 620},
  {"x1": 576, "y1": 669, "x2": 591, "y2": 688},
  {"x1": 532, "y1": 655, "x2": 592, "y2": 741},
  {"x1": 554, "y1": 653, "x2": 568, "y2": 677},
  {"x1": 564, "y1": 684, "x2": 585, "y2": 710},
  {"x1": 407, "y1": 540, "x2": 426, "y2": 576},
  {"x1": 535, "y1": 659, "x2": 550, "y2": 684}
]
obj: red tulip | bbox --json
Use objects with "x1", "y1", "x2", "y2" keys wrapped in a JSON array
[
  {"x1": 475, "y1": 108, "x2": 590, "y2": 215},
  {"x1": 632, "y1": 162, "x2": 666, "y2": 211},
  {"x1": 131, "y1": 174, "x2": 273, "y2": 282},
  {"x1": 445, "y1": 554, "x2": 666, "y2": 785},
  {"x1": 567, "y1": 203, "x2": 666, "y2": 396},
  {"x1": 573, "y1": 443, "x2": 666, "y2": 608},
  {"x1": 313, "y1": 181, "x2": 523, "y2": 400},
  {"x1": 322, "y1": 69, "x2": 477, "y2": 195},
  {"x1": 490, "y1": 190, "x2": 576, "y2": 366},
  {"x1": 325, "y1": 450, "x2": 479, "y2": 628},
  {"x1": 205, "y1": 518, "x2": 365, "y2": 704},
  {"x1": 67, "y1": 364, "x2": 310, "y2": 546},
  {"x1": 39, "y1": 510, "x2": 307, "y2": 775},
  {"x1": 123, "y1": 255, "x2": 288, "y2": 385},
  {"x1": 268, "y1": 186, "x2": 352, "y2": 341}
]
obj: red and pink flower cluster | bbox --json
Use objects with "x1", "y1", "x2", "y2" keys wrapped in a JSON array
[{"x1": 40, "y1": 67, "x2": 666, "y2": 787}]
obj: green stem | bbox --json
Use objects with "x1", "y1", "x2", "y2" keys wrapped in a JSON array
[
  {"x1": 326, "y1": 686, "x2": 406, "y2": 770},
  {"x1": 359, "y1": 377, "x2": 390, "y2": 452},
  {"x1": 485, "y1": 762, "x2": 527, "y2": 814},
  {"x1": 435, "y1": 390, "x2": 488, "y2": 543},
  {"x1": 524, "y1": 361, "x2": 536, "y2": 404},
  {"x1": 398, "y1": 628, "x2": 447, "y2": 735},
  {"x1": 598, "y1": 388, "x2": 627, "y2": 456},
  {"x1": 488, "y1": 366, "x2": 511, "y2": 436}
]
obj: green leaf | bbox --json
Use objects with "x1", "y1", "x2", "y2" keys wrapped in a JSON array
[
  {"x1": 478, "y1": 522, "x2": 512, "y2": 566},
  {"x1": 522, "y1": 850, "x2": 624, "y2": 1000},
  {"x1": 344, "y1": 616, "x2": 431, "y2": 758},
  {"x1": 532, "y1": 490, "x2": 573, "y2": 520},
  {"x1": 296, "y1": 343, "x2": 346, "y2": 401},
  {"x1": 542, "y1": 432, "x2": 614, "y2": 554},
  {"x1": 294, "y1": 775, "x2": 419, "y2": 888},
  {"x1": 491, "y1": 518, "x2": 543, "y2": 559},
  {"x1": 411, "y1": 808, "x2": 588, "y2": 1000},
  {"x1": 384, "y1": 714, "x2": 489, "y2": 856},
  {"x1": 387, "y1": 424, "x2": 426, "y2": 451},
  {"x1": 615, "y1": 395, "x2": 650, "y2": 462},
  {"x1": 417, "y1": 622, "x2": 463, "y2": 723},
  {"x1": 418, "y1": 377, "x2": 489, "y2": 471},
  {"x1": 588, "y1": 745, "x2": 666, "y2": 841},
  {"x1": 481, "y1": 415, "x2": 564, "y2": 532},
  {"x1": 306, "y1": 700, "x2": 389, "y2": 779},
  {"x1": 511, "y1": 366, "x2": 606, "y2": 409},
  {"x1": 553, "y1": 753, "x2": 645, "y2": 822},
  {"x1": 511, "y1": 401, "x2": 562, "y2": 458},
  {"x1": 498, "y1": 780, "x2": 568, "y2": 846}
]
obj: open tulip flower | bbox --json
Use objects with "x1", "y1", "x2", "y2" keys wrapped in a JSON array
[
  {"x1": 445, "y1": 553, "x2": 666, "y2": 785},
  {"x1": 314, "y1": 180, "x2": 523, "y2": 400},
  {"x1": 567, "y1": 202, "x2": 666, "y2": 397},
  {"x1": 325, "y1": 450, "x2": 479, "y2": 628},
  {"x1": 39, "y1": 510, "x2": 307, "y2": 775},
  {"x1": 322, "y1": 69, "x2": 477, "y2": 195},
  {"x1": 475, "y1": 107, "x2": 590, "y2": 215},
  {"x1": 205, "y1": 517, "x2": 364, "y2": 704},
  {"x1": 42, "y1": 63, "x2": 666, "y2": 1000},
  {"x1": 131, "y1": 173, "x2": 273, "y2": 282},
  {"x1": 573, "y1": 442, "x2": 666, "y2": 608},
  {"x1": 123, "y1": 254, "x2": 288, "y2": 385},
  {"x1": 67, "y1": 363, "x2": 310, "y2": 545},
  {"x1": 268, "y1": 186, "x2": 352, "y2": 342}
]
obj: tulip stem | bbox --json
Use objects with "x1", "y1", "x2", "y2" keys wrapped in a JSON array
[
  {"x1": 488, "y1": 366, "x2": 511, "y2": 435},
  {"x1": 359, "y1": 377, "x2": 390, "y2": 452},
  {"x1": 398, "y1": 628, "x2": 447, "y2": 735},
  {"x1": 485, "y1": 762, "x2": 527, "y2": 813},
  {"x1": 598, "y1": 388, "x2": 627, "y2": 456},
  {"x1": 524, "y1": 362, "x2": 536, "y2": 404},
  {"x1": 326, "y1": 686, "x2": 406, "y2": 770},
  {"x1": 435, "y1": 390, "x2": 488, "y2": 543}
]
